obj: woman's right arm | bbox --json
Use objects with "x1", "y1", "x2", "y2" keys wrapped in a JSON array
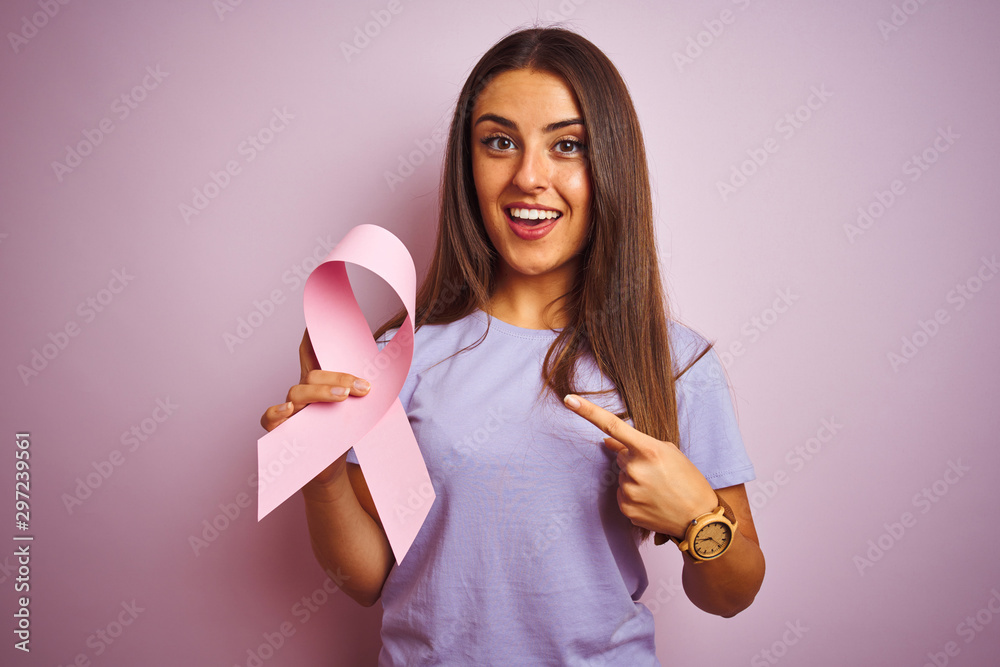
[{"x1": 259, "y1": 329, "x2": 394, "y2": 606}]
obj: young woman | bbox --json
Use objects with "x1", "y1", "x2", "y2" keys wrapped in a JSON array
[{"x1": 261, "y1": 27, "x2": 764, "y2": 665}]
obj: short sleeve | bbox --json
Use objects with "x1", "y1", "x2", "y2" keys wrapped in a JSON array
[
  {"x1": 674, "y1": 343, "x2": 755, "y2": 489},
  {"x1": 345, "y1": 329, "x2": 397, "y2": 466}
]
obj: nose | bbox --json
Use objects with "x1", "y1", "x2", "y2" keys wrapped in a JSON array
[{"x1": 512, "y1": 146, "x2": 551, "y2": 193}]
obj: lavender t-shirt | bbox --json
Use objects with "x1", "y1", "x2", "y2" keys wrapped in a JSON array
[{"x1": 348, "y1": 312, "x2": 754, "y2": 665}]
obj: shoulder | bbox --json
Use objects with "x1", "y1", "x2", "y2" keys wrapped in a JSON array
[
  {"x1": 667, "y1": 322, "x2": 755, "y2": 486},
  {"x1": 667, "y1": 319, "x2": 714, "y2": 377}
]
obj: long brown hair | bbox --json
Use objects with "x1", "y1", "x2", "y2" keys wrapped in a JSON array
[{"x1": 375, "y1": 27, "x2": 711, "y2": 539}]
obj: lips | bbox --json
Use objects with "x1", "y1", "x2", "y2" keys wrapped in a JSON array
[
  {"x1": 504, "y1": 202, "x2": 563, "y2": 241},
  {"x1": 505, "y1": 206, "x2": 561, "y2": 240}
]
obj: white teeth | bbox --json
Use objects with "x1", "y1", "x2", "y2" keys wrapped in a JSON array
[{"x1": 509, "y1": 208, "x2": 561, "y2": 220}]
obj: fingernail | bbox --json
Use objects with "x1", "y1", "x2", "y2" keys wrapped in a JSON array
[
  {"x1": 353, "y1": 379, "x2": 370, "y2": 392},
  {"x1": 331, "y1": 386, "x2": 350, "y2": 397},
  {"x1": 564, "y1": 394, "x2": 581, "y2": 409},
  {"x1": 278, "y1": 401, "x2": 292, "y2": 412}
]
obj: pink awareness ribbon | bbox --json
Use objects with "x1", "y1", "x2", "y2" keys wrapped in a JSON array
[{"x1": 256, "y1": 224, "x2": 434, "y2": 564}]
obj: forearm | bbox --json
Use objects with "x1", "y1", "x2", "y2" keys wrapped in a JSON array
[
  {"x1": 301, "y1": 467, "x2": 394, "y2": 607},
  {"x1": 680, "y1": 527, "x2": 765, "y2": 617}
]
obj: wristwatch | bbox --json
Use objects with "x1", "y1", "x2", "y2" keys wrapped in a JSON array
[{"x1": 654, "y1": 495, "x2": 739, "y2": 562}]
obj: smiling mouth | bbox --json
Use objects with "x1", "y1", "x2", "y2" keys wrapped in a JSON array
[
  {"x1": 504, "y1": 207, "x2": 562, "y2": 241},
  {"x1": 506, "y1": 207, "x2": 562, "y2": 225}
]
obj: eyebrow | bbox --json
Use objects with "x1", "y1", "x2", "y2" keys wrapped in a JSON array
[{"x1": 473, "y1": 113, "x2": 585, "y2": 133}]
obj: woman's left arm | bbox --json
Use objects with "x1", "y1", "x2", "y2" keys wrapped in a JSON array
[
  {"x1": 563, "y1": 394, "x2": 765, "y2": 617},
  {"x1": 680, "y1": 484, "x2": 764, "y2": 617}
]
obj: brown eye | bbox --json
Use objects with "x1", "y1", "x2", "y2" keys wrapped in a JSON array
[
  {"x1": 555, "y1": 140, "x2": 584, "y2": 155},
  {"x1": 482, "y1": 135, "x2": 515, "y2": 151}
]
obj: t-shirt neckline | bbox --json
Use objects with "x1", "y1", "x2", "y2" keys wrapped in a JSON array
[{"x1": 471, "y1": 310, "x2": 561, "y2": 340}]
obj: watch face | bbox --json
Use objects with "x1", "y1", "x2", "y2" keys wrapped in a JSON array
[{"x1": 693, "y1": 521, "x2": 733, "y2": 559}]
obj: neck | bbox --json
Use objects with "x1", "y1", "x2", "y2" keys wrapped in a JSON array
[{"x1": 486, "y1": 263, "x2": 577, "y2": 330}]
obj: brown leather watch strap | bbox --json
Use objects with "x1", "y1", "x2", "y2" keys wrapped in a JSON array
[{"x1": 715, "y1": 493, "x2": 737, "y2": 524}]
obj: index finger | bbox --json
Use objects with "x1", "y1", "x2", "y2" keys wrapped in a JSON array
[{"x1": 563, "y1": 393, "x2": 642, "y2": 449}]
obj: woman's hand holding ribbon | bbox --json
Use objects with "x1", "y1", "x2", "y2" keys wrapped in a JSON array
[{"x1": 260, "y1": 329, "x2": 371, "y2": 489}]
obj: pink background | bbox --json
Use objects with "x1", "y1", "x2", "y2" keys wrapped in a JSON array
[{"x1": 2, "y1": 1, "x2": 999, "y2": 665}]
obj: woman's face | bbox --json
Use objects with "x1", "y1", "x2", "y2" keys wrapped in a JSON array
[{"x1": 470, "y1": 68, "x2": 591, "y2": 287}]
